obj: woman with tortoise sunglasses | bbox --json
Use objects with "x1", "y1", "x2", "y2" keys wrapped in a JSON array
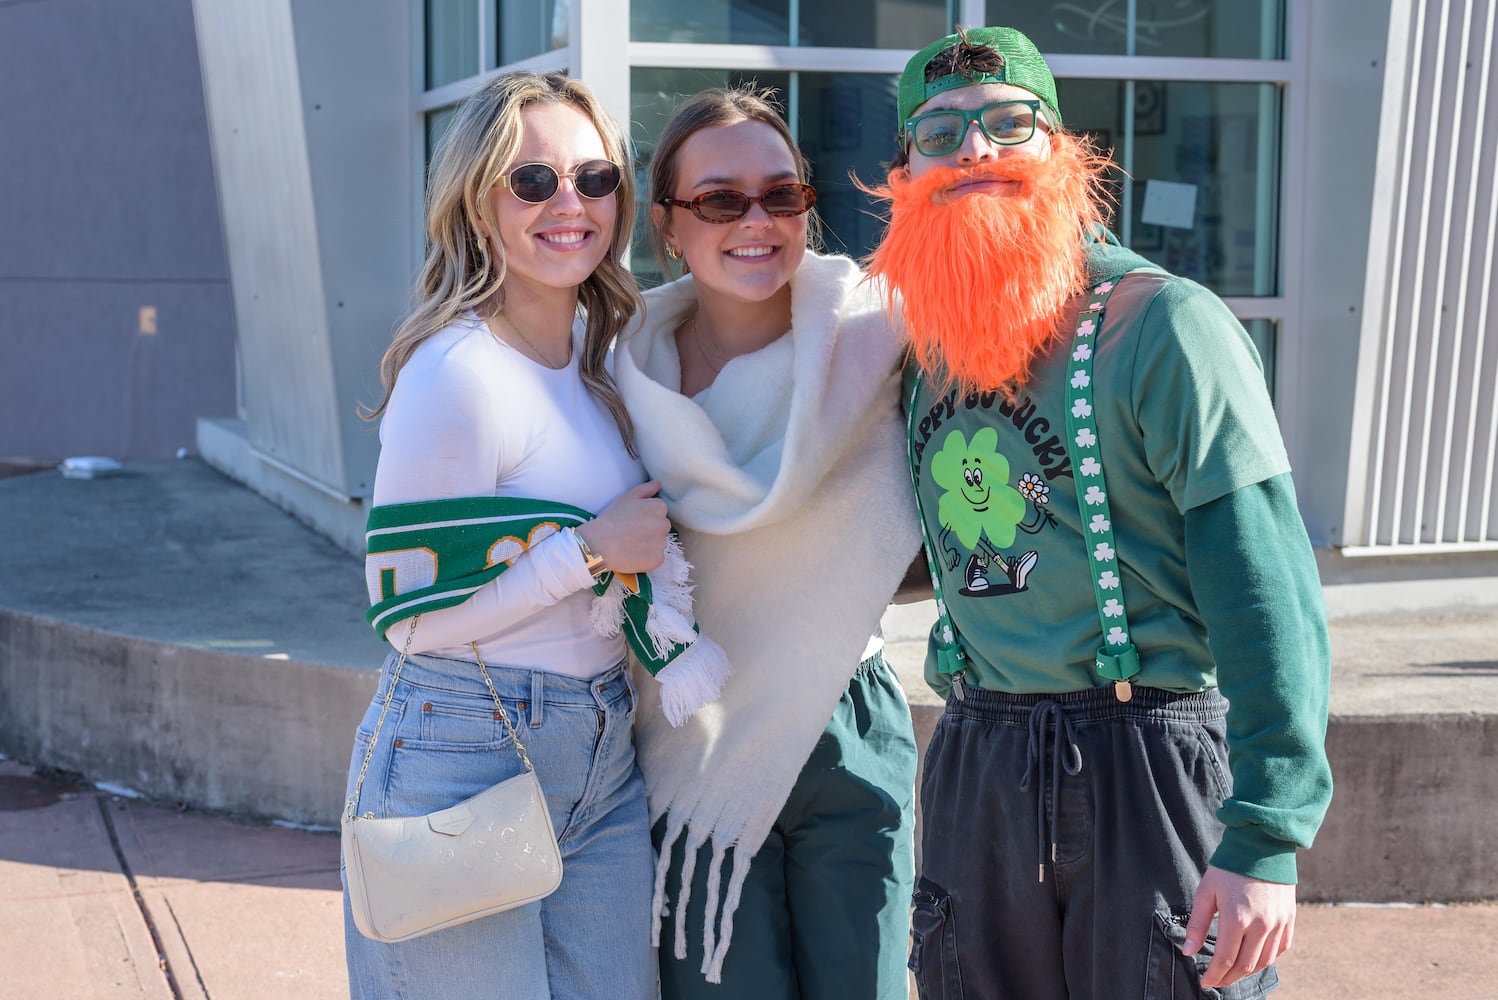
[{"x1": 611, "y1": 86, "x2": 921, "y2": 1000}]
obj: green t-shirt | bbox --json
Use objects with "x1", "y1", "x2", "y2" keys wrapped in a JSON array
[{"x1": 906, "y1": 245, "x2": 1289, "y2": 697}]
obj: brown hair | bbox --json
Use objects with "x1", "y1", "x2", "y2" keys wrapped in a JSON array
[
  {"x1": 926, "y1": 26, "x2": 1006, "y2": 83},
  {"x1": 365, "y1": 72, "x2": 640, "y2": 454},
  {"x1": 648, "y1": 85, "x2": 821, "y2": 278},
  {"x1": 889, "y1": 28, "x2": 1045, "y2": 172}
]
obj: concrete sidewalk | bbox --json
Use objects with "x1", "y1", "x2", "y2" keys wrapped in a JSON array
[
  {"x1": 1, "y1": 458, "x2": 1496, "y2": 998},
  {"x1": 2, "y1": 758, "x2": 1494, "y2": 999},
  {"x1": 0, "y1": 758, "x2": 344, "y2": 999}
]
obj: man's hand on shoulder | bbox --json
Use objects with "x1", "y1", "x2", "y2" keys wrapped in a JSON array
[{"x1": 1184, "y1": 865, "x2": 1296, "y2": 989}]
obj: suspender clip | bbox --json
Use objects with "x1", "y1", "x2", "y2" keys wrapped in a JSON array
[{"x1": 951, "y1": 671, "x2": 967, "y2": 701}]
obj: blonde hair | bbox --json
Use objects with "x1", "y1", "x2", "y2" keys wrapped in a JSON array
[
  {"x1": 367, "y1": 72, "x2": 640, "y2": 454},
  {"x1": 648, "y1": 85, "x2": 821, "y2": 277}
]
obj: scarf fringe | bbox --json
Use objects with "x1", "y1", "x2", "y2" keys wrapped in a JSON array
[
  {"x1": 643, "y1": 534, "x2": 700, "y2": 655},
  {"x1": 650, "y1": 813, "x2": 686, "y2": 949},
  {"x1": 700, "y1": 841, "x2": 728, "y2": 973},
  {"x1": 656, "y1": 636, "x2": 731, "y2": 728},
  {"x1": 589, "y1": 536, "x2": 700, "y2": 653},
  {"x1": 590, "y1": 537, "x2": 730, "y2": 727},
  {"x1": 672, "y1": 828, "x2": 706, "y2": 960},
  {"x1": 588, "y1": 578, "x2": 628, "y2": 638},
  {"x1": 705, "y1": 852, "x2": 751, "y2": 982},
  {"x1": 651, "y1": 820, "x2": 754, "y2": 985}
]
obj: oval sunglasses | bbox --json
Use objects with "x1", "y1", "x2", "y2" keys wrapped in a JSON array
[
  {"x1": 659, "y1": 183, "x2": 817, "y2": 224},
  {"x1": 501, "y1": 159, "x2": 622, "y2": 203}
]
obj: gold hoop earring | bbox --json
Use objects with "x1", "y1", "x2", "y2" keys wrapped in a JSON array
[{"x1": 666, "y1": 244, "x2": 682, "y2": 261}]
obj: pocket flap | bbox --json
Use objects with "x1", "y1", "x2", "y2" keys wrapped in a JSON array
[{"x1": 426, "y1": 802, "x2": 475, "y2": 837}]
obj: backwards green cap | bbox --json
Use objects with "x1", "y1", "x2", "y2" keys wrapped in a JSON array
[{"x1": 897, "y1": 26, "x2": 1060, "y2": 138}]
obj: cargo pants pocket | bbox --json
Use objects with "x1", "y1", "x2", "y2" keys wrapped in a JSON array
[
  {"x1": 1144, "y1": 909, "x2": 1279, "y2": 1000},
  {"x1": 909, "y1": 876, "x2": 963, "y2": 999}
]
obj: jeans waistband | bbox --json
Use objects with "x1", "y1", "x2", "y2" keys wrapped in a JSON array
[{"x1": 387, "y1": 650, "x2": 631, "y2": 709}]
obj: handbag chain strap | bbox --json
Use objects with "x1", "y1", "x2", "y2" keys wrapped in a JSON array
[
  {"x1": 344, "y1": 615, "x2": 536, "y2": 822},
  {"x1": 468, "y1": 642, "x2": 535, "y2": 771}
]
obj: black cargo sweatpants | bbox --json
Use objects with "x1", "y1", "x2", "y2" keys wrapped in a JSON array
[{"x1": 909, "y1": 682, "x2": 1279, "y2": 1000}]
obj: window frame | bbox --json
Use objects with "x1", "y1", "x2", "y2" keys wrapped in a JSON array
[{"x1": 413, "y1": 0, "x2": 1309, "y2": 438}]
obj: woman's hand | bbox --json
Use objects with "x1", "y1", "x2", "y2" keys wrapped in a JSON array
[{"x1": 576, "y1": 480, "x2": 670, "y2": 574}]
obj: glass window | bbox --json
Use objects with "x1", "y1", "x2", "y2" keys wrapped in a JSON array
[
  {"x1": 633, "y1": 0, "x2": 787, "y2": 45},
  {"x1": 499, "y1": 0, "x2": 568, "y2": 66},
  {"x1": 426, "y1": 0, "x2": 479, "y2": 89},
  {"x1": 799, "y1": 0, "x2": 953, "y2": 48},
  {"x1": 425, "y1": 106, "x2": 458, "y2": 168},
  {"x1": 1056, "y1": 78, "x2": 1281, "y2": 297},
  {"x1": 794, "y1": 72, "x2": 899, "y2": 256},
  {"x1": 633, "y1": 0, "x2": 952, "y2": 47},
  {"x1": 1242, "y1": 319, "x2": 1277, "y2": 395},
  {"x1": 629, "y1": 68, "x2": 898, "y2": 285},
  {"x1": 985, "y1": 0, "x2": 1284, "y2": 59}
]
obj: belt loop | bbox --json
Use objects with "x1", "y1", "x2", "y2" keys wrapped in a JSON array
[
  {"x1": 621, "y1": 659, "x2": 638, "y2": 710},
  {"x1": 529, "y1": 671, "x2": 544, "y2": 728}
]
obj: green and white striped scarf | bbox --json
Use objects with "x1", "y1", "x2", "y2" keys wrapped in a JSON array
[{"x1": 365, "y1": 495, "x2": 729, "y2": 726}]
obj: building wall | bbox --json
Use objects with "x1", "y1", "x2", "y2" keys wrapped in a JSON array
[
  {"x1": 1292, "y1": 0, "x2": 1394, "y2": 546},
  {"x1": 192, "y1": 0, "x2": 413, "y2": 501},
  {"x1": 1297, "y1": 0, "x2": 1498, "y2": 600},
  {"x1": 0, "y1": 0, "x2": 1489, "y2": 611},
  {"x1": 0, "y1": 0, "x2": 237, "y2": 463}
]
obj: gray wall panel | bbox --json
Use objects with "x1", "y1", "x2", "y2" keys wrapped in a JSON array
[
  {"x1": 289, "y1": 0, "x2": 414, "y2": 498},
  {"x1": 0, "y1": 0, "x2": 227, "y2": 281},
  {"x1": 192, "y1": 0, "x2": 346, "y2": 489},
  {"x1": 1342, "y1": 0, "x2": 1498, "y2": 552},
  {"x1": 192, "y1": 0, "x2": 413, "y2": 499},
  {"x1": 0, "y1": 280, "x2": 235, "y2": 460},
  {"x1": 0, "y1": 0, "x2": 236, "y2": 462},
  {"x1": 1294, "y1": 0, "x2": 1395, "y2": 546}
]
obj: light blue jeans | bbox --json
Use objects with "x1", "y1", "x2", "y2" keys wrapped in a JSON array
[{"x1": 342, "y1": 651, "x2": 657, "y2": 1000}]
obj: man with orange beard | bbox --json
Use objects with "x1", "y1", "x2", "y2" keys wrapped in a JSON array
[{"x1": 869, "y1": 27, "x2": 1332, "y2": 999}]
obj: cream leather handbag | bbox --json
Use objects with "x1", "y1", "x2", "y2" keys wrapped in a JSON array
[{"x1": 342, "y1": 619, "x2": 564, "y2": 943}]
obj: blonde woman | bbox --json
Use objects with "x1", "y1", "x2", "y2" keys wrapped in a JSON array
[
  {"x1": 343, "y1": 72, "x2": 695, "y2": 999},
  {"x1": 614, "y1": 87, "x2": 922, "y2": 999}
]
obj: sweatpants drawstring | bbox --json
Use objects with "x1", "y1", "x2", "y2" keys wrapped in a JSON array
[{"x1": 1018, "y1": 699, "x2": 1083, "y2": 883}]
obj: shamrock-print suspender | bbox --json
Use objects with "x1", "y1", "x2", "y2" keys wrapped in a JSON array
[
  {"x1": 906, "y1": 274, "x2": 1141, "y2": 701},
  {"x1": 1063, "y1": 277, "x2": 1140, "y2": 701},
  {"x1": 906, "y1": 372, "x2": 968, "y2": 681}
]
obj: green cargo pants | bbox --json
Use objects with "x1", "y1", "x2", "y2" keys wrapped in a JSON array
[{"x1": 655, "y1": 652, "x2": 918, "y2": 1000}]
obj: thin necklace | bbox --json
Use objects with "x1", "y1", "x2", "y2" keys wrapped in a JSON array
[
  {"x1": 493, "y1": 310, "x2": 569, "y2": 370},
  {"x1": 690, "y1": 313, "x2": 726, "y2": 374}
]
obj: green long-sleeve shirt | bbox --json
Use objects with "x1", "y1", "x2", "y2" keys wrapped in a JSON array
[{"x1": 905, "y1": 241, "x2": 1332, "y2": 883}]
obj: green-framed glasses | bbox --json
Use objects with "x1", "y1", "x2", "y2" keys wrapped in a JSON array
[{"x1": 903, "y1": 100, "x2": 1048, "y2": 158}]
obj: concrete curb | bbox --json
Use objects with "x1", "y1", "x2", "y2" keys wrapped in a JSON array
[
  {"x1": 3, "y1": 460, "x2": 1494, "y2": 900},
  {"x1": 0, "y1": 608, "x2": 374, "y2": 826},
  {"x1": 5, "y1": 603, "x2": 1494, "y2": 898},
  {"x1": 1300, "y1": 712, "x2": 1498, "y2": 902},
  {"x1": 903, "y1": 700, "x2": 1498, "y2": 903}
]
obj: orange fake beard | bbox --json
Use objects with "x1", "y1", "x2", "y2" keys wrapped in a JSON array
[{"x1": 866, "y1": 133, "x2": 1111, "y2": 396}]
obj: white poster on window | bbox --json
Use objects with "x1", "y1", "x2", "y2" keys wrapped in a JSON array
[{"x1": 1141, "y1": 180, "x2": 1198, "y2": 229}]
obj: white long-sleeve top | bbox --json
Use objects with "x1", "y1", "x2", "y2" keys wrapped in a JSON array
[{"x1": 370, "y1": 312, "x2": 646, "y2": 677}]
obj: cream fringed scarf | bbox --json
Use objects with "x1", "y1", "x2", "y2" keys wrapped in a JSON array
[{"x1": 614, "y1": 252, "x2": 921, "y2": 982}]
